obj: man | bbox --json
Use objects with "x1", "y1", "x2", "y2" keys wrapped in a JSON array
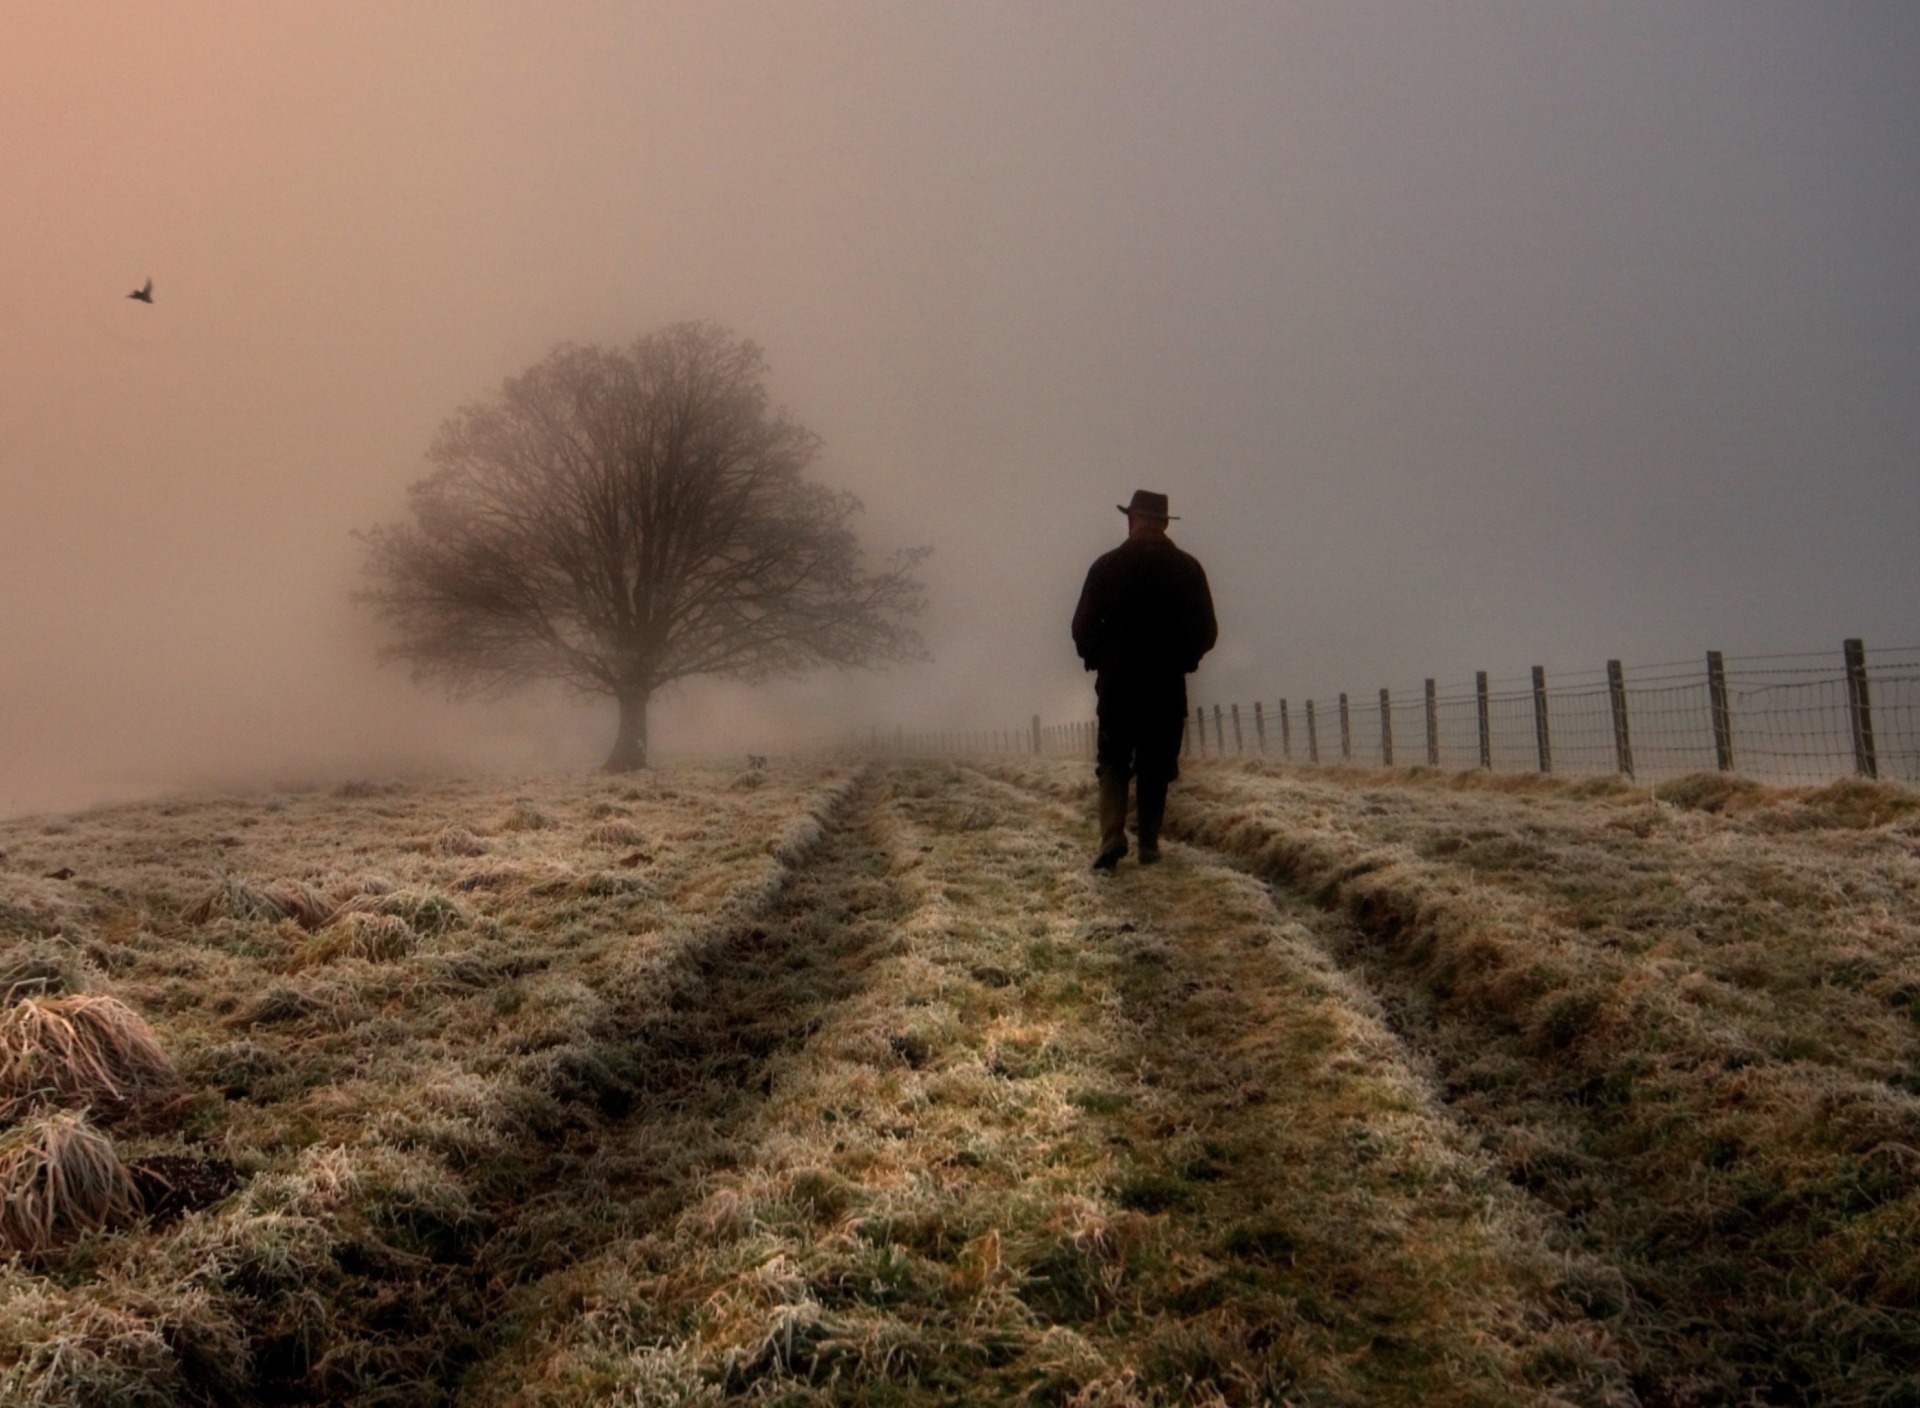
[{"x1": 1071, "y1": 490, "x2": 1218, "y2": 870}]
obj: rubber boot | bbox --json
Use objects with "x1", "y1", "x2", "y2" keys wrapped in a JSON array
[
  {"x1": 1091, "y1": 770, "x2": 1130, "y2": 871},
  {"x1": 1136, "y1": 777, "x2": 1167, "y2": 865}
]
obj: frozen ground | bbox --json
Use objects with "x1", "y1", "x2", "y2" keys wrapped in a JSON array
[{"x1": 1, "y1": 758, "x2": 1915, "y2": 1405}]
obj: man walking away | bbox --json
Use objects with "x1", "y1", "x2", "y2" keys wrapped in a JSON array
[{"x1": 1071, "y1": 490, "x2": 1218, "y2": 871}]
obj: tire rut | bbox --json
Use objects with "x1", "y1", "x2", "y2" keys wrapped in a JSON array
[{"x1": 454, "y1": 770, "x2": 915, "y2": 1400}]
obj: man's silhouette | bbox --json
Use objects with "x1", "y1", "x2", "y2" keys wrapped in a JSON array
[{"x1": 1071, "y1": 490, "x2": 1217, "y2": 870}]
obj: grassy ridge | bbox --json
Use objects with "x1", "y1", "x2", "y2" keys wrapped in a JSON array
[{"x1": 988, "y1": 759, "x2": 1920, "y2": 1406}]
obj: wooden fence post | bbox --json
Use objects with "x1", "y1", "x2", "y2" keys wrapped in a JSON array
[
  {"x1": 1031, "y1": 714, "x2": 1041, "y2": 756},
  {"x1": 1844, "y1": 638, "x2": 1879, "y2": 779},
  {"x1": 1253, "y1": 701, "x2": 1267, "y2": 755},
  {"x1": 1607, "y1": 659, "x2": 1634, "y2": 777},
  {"x1": 1706, "y1": 651, "x2": 1734, "y2": 772},
  {"x1": 1195, "y1": 705, "x2": 1207, "y2": 758},
  {"x1": 1424, "y1": 679, "x2": 1438, "y2": 766},
  {"x1": 1213, "y1": 704, "x2": 1226, "y2": 755},
  {"x1": 1231, "y1": 703, "x2": 1244, "y2": 755},
  {"x1": 1306, "y1": 699, "x2": 1319, "y2": 763},
  {"x1": 1532, "y1": 666, "x2": 1552, "y2": 773},
  {"x1": 1379, "y1": 688, "x2": 1393, "y2": 766},
  {"x1": 1476, "y1": 671, "x2": 1492, "y2": 770},
  {"x1": 1338, "y1": 693, "x2": 1352, "y2": 762},
  {"x1": 1279, "y1": 699, "x2": 1292, "y2": 760}
]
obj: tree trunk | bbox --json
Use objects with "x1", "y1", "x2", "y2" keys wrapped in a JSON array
[{"x1": 604, "y1": 689, "x2": 650, "y2": 771}]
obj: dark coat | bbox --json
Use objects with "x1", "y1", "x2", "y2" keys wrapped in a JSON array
[{"x1": 1071, "y1": 536, "x2": 1218, "y2": 704}]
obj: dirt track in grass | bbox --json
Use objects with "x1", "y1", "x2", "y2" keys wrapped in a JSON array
[
  {"x1": 8, "y1": 757, "x2": 1917, "y2": 1404},
  {"x1": 467, "y1": 763, "x2": 1623, "y2": 1406}
]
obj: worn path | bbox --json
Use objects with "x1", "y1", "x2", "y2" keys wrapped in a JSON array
[{"x1": 474, "y1": 763, "x2": 1628, "y2": 1406}]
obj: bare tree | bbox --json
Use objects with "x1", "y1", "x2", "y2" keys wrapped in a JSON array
[{"x1": 359, "y1": 323, "x2": 928, "y2": 769}]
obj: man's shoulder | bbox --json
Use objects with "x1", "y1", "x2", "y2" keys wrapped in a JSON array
[
  {"x1": 1088, "y1": 537, "x2": 1208, "y2": 578},
  {"x1": 1160, "y1": 538, "x2": 1206, "y2": 571},
  {"x1": 1085, "y1": 541, "x2": 1137, "y2": 579},
  {"x1": 1140, "y1": 538, "x2": 1208, "y2": 578}
]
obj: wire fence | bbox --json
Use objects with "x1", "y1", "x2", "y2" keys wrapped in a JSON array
[{"x1": 871, "y1": 639, "x2": 1920, "y2": 787}]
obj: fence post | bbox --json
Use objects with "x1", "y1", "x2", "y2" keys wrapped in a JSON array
[
  {"x1": 1213, "y1": 704, "x2": 1226, "y2": 755},
  {"x1": 1279, "y1": 699, "x2": 1292, "y2": 760},
  {"x1": 1706, "y1": 651, "x2": 1734, "y2": 772},
  {"x1": 1306, "y1": 700, "x2": 1319, "y2": 763},
  {"x1": 1253, "y1": 700, "x2": 1267, "y2": 755},
  {"x1": 1338, "y1": 693, "x2": 1351, "y2": 762},
  {"x1": 1532, "y1": 666, "x2": 1552, "y2": 773},
  {"x1": 1195, "y1": 706, "x2": 1207, "y2": 758},
  {"x1": 1476, "y1": 671, "x2": 1492, "y2": 770},
  {"x1": 1031, "y1": 714, "x2": 1041, "y2": 756},
  {"x1": 1844, "y1": 638, "x2": 1879, "y2": 779},
  {"x1": 1379, "y1": 688, "x2": 1394, "y2": 766},
  {"x1": 1231, "y1": 703, "x2": 1244, "y2": 755},
  {"x1": 1424, "y1": 679, "x2": 1439, "y2": 766},
  {"x1": 1606, "y1": 659, "x2": 1634, "y2": 777}
]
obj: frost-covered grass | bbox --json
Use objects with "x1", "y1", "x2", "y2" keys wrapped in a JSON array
[
  {"x1": 0, "y1": 761, "x2": 855, "y2": 1405},
  {"x1": 8, "y1": 754, "x2": 1909, "y2": 1405},
  {"x1": 473, "y1": 764, "x2": 1623, "y2": 1406},
  {"x1": 990, "y1": 757, "x2": 1920, "y2": 1406}
]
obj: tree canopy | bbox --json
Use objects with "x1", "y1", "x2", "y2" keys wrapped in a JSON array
[{"x1": 359, "y1": 323, "x2": 927, "y2": 768}]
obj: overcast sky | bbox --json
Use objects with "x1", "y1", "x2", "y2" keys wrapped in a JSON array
[{"x1": 4, "y1": 2, "x2": 1917, "y2": 815}]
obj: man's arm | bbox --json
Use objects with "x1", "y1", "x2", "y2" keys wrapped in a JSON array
[
  {"x1": 1071, "y1": 559, "x2": 1108, "y2": 671},
  {"x1": 1184, "y1": 559, "x2": 1218, "y2": 673}
]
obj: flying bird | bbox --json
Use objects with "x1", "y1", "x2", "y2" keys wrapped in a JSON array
[{"x1": 128, "y1": 278, "x2": 153, "y2": 303}]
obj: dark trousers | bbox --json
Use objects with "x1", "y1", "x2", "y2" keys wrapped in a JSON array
[{"x1": 1095, "y1": 674, "x2": 1187, "y2": 792}]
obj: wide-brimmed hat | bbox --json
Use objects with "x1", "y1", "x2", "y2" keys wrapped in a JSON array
[{"x1": 1117, "y1": 489, "x2": 1177, "y2": 521}]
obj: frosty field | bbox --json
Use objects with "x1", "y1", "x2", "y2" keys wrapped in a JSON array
[{"x1": 1, "y1": 759, "x2": 1917, "y2": 1406}]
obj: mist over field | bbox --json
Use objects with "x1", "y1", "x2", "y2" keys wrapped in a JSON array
[{"x1": 5, "y1": 3, "x2": 1919, "y2": 817}]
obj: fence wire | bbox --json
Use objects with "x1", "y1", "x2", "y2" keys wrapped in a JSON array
[{"x1": 873, "y1": 642, "x2": 1920, "y2": 787}]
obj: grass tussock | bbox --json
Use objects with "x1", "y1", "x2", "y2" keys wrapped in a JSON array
[
  {"x1": 0, "y1": 1110, "x2": 141, "y2": 1253},
  {"x1": 0, "y1": 939, "x2": 103, "y2": 1004},
  {"x1": 182, "y1": 876, "x2": 336, "y2": 930},
  {"x1": 586, "y1": 818, "x2": 647, "y2": 847},
  {"x1": 291, "y1": 911, "x2": 415, "y2": 968},
  {"x1": 0, "y1": 994, "x2": 179, "y2": 1120}
]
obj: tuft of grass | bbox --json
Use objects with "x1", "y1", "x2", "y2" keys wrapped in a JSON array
[
  {"x1": 1797, "y1": 776, "x2": 1920, "y2": 829},
  {"x1": 228, "y1": 977, "x2": 366, "y2": 1031},
  {"x1": 1654, "y1": 772, "x2": 1766, "y2": 814},
  {"x1": 292, "y1": 912, "x2": 415, "y2": 968},
  {"x1": 587, "y1": 819, "x2": 647, "y2": 847},
  {"x1": 432, "y1": 826, "x2": 487, "y2": 857},
  {"x1": 0, "y1": 1110, "x2": 141, "y2": 1253},
  {"x1": 0, "y1": 939, "x2": 103, "y2": 1004},
  {"x1": 182, "y1": 876, "x2": 336, "y2": 931},
  {"x1": 502, "y1": 800, "x2": 556, "y2": 832},
  {"x1": 0, "y1": 994, "x2": 180, "y2": 1120},
  {"x1": 336, "y1": 887, "x2": 466, "y2": 937}
]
